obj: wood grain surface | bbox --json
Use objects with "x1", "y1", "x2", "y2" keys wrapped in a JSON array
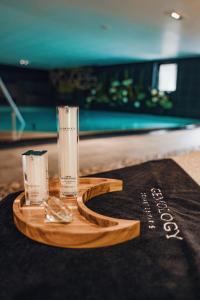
[{"x1": 13, "y1": 178, "x2": 140, "y2": 248}]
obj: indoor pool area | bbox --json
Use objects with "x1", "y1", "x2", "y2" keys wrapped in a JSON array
[
  {"x1": 0, "y1": 106, "x2": 199, "y2": 134},
  {"x1": 1, "y1": 1, "x2": 200, "y2": 300}
]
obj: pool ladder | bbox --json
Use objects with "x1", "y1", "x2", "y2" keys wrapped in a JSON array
[{"x1": 0, "y1": 77, "x2": 26, "y2": 140}]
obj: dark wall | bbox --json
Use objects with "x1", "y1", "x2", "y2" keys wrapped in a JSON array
[
  {"x1": 50, "y1": 57, "x2": 200, "y2": 118},
  {"x1": 173, "y1": 58, "x2": 200, "y2": 118},
  {"x1": 100, "y1": 57, "x2": 200, "y2": 118},
  {"x1": 0, "y1": 64, "x2": 54, "y2": 106},
  {"x1": 1, "y1": 57, "x2": 200, "y2": 119},
  {"x1": 50, "y1": 62, "x2": 154, "y2": 111},
  {"x1": 146, "y1": 57, "x2": 200, "y2": 118}
]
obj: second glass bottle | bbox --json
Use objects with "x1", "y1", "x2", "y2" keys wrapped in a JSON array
[{"x1": 57, "y1": 106, "x2": 79, "y2": 197}]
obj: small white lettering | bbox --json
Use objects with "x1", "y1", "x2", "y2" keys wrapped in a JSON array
[{"x1": 151, "y1": 188, "x2": 183, "y2": 241}]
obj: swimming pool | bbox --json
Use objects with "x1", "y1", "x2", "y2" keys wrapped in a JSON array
[{"x1": 0, "y1": 106, "x2": 199, "y2": 132}]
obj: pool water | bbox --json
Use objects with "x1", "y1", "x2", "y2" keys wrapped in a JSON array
[{"x1": 0, "y1": 106, "x2": 199, "y2": 132}]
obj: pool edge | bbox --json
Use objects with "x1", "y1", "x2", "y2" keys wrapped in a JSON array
[{"x1": 0, "y1": 124, "x2": 200, "y2": 149}]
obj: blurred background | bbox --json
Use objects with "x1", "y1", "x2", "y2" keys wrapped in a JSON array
[{"x1": 1, "y1": 0, "x2": 200, "y2": 198}]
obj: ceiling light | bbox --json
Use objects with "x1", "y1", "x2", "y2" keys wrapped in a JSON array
[
  {"x1": 170, "y1": 11, "x2": 182, "y2": 20},
  {"x1": 19, "y1": 59, "x2": 29, "y2": 66}
]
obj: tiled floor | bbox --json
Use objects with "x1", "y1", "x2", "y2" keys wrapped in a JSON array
[{"x1": 1, "y1": 127, "x2": 200, "y2": 199}]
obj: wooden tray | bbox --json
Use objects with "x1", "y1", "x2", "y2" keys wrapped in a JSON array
[{"x1": 13, "y1": 178, "x2": 140, "y2": 248}]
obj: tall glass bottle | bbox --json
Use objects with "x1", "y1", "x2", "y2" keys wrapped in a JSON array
[{"x1": 57, "y1": 106, "x2": 79, "y2": 197}]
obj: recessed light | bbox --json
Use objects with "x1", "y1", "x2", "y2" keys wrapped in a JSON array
[
  {"x1": 19, "y1": 59, "x2": 29, "y2": 66},
  {"x1": 170, "y1": 11, "x2": 182, "y2": 20}
]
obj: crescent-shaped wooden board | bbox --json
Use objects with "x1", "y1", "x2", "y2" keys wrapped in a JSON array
[{"x1": 13, "y1": 178, "x2": 140, "y2": 248}]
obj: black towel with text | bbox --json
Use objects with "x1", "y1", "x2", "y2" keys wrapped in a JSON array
[{"x1": 0, "y1": 159, "x2": 199, "y2": 300}]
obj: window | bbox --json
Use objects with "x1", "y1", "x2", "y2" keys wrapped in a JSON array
[{"x1": 158, "y1": 63, "x2": 177, "y2": 92}]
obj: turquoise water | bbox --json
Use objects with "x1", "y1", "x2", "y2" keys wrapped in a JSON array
[{"x1": 0, "y1": 106, "x2": 199, "y2": 132}]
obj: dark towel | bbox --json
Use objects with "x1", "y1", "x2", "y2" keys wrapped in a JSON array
[{"x1": 0, "y1": 159, "x2": 199, "y2": 300}]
